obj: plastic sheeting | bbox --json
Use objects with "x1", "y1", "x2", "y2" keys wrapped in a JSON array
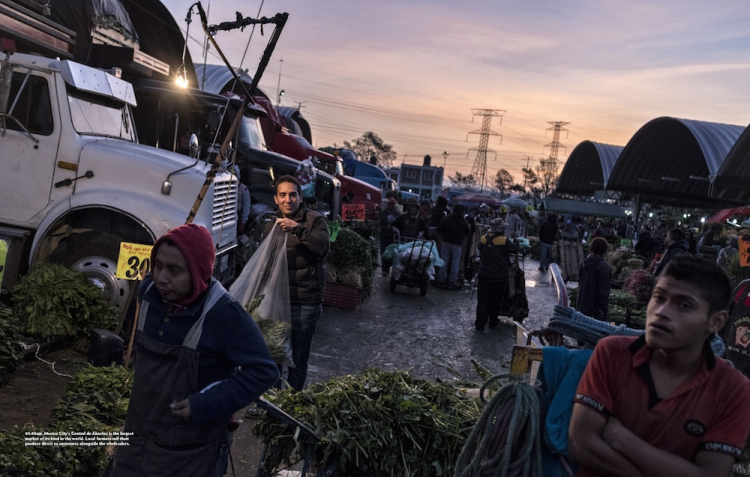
[{"x1": 383, "y1": 240, "x2": 443, "y2": 280}]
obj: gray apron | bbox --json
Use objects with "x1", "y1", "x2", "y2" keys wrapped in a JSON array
[{"x1": 112, "y1": 282, "x2": 229, "y2": 477}]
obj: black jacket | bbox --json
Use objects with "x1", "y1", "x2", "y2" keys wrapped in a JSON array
[
  {"x1": 577, "y1": 255, "x2": 611, "y2": 320},
  {"x1": 437, "y1": 213, "x2": 470, "y2": 245},
  {"x1": 429, "y1": 205, "x2": 448, "y2": 228},
  {"x1": 653, "y1": 240, "x2": 688, "y2": 276},
  {"x1": 477, "y1": 233, "x2": 518, "y2": 281},
  {"x1": 379, "y1": 207, "x2": 400, "y2": 239},
  {"x1": 392, "y1": 212, "x2": 427, "y2": 239},
  {"x1": 539, "y1": 220, "x2": 558, "y2": 244},
  {"x1": 264, "y1": 204, "x2": 330, "y2": 305}
]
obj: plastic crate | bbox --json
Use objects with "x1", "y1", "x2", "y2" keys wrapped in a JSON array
[{"x1": 323, "y1": 282, "x2": 363, "y2": 311}]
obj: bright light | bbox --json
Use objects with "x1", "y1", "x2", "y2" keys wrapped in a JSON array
[
  {"x1": 701, "y1": 217, "x2": 706, "y2": 223},
  {"x1": 175, "y1": 75, "x2": 189, "y2": 89},
  {"x1": 648, "y1": 213, "x2": 653, "y2": 218}
]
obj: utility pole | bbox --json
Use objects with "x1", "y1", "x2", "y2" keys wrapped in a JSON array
[
  {"x1": 523, "y1": 156, "x2": 532, "y2": 191},
  {"x1": 294, "y1": 100, "x2": 306, "y2": 111},
  {"x1": 275, "y1": 57, "x2": 283, "y2": 106},
  {"x1": 469, "y1": 109, "x2": 504, "y2": 192}
]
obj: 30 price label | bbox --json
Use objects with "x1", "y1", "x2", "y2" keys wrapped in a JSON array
[
  {"x1": 116, "y1": 242, "x2": 153, "y2": 280},
  {"x1": 342, "y1": 204, "x2": 365, "y2": 222}
]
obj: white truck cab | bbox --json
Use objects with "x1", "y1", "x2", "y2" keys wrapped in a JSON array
[{"x1": 0, "y1": 51, "x2": 238, "y2": 310}]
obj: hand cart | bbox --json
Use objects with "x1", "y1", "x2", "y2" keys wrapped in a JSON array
[{"x1": 389, "y1": 230, "x2": 435, "y2": 296}]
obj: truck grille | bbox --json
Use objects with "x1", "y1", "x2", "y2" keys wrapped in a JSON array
[{"x1": 212, "y1": 177, "x2": 238, "y2": 230}]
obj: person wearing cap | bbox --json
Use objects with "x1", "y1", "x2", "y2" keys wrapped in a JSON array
[
  {"x1": 380, "y1": 197, "x2": 400, "y2": 275},
  {"x1": 475, "y1": 218, "x2": 518, "y2": 330},
  {"x1": 109, "y1": 223, "x2": 279, "y2": 477},
  {"x1": 392, "y1": 201, "x2": 427, "y2": 239},
  {"x1": 264, "y1": 175, "x2": 330, "y2": 392}
]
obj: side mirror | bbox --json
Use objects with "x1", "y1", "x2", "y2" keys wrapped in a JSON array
[
  {"x1": 189, "y1": 133, "x2": 200, "y2": 159},
  {"x1": 161, "y1": 180, "x2": 172, "y2": 195}
]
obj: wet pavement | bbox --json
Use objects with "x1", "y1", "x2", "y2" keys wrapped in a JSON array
[{"x1": 227, "y1": 256, "x2": 562, "y2": 475}]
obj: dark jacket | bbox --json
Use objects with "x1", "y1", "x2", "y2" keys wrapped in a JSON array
[
  {"x1": 577, "y1": 255, "x2": 611, "y2": 321},
  {"x1": 392, "y1": 212, "x2": 427, "y2": 239},
  {"x1": 139, "y1": 277, "x2": 279, "y2": 426},
  {"x1": 264, "y1": 204, "x2": 330, "y2": 305},
  {"x1": 379, "y1": 206, "x2": 400, "y2": 239},
  {"x1": 477, "y1": 233, "x2": 518, "y2": 281},
  {"x1": 635, "y1": 232, "x2": 657, "y2": 260},
  {"x1": 539, "y1": 220, "x2": 558, "y2": 244},
  {"x1": 429, "y1": 196, "x2": 449, "y2": 228},
  {"x1": 653, "y1": 240, "x2": 688, "y2": 276},
  {"x1": 437, "y1": 212, "x2": 470, "y2": 245},
  {"x1": 722, "y1": 279, "x2": 750, "y2": 378}
]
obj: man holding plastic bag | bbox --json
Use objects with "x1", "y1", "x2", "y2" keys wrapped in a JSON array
[{"x1": 261, "y1": 175, "x2": 330, "y2": 391}]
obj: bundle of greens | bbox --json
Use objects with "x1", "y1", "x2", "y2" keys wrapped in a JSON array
[
  {"x1": 12, "y1": 263, "x2": 117, "y2": 341},
  {"x1": 253, "y1": 369, "x2": 481, "y2": 477},
  {"x1": 327, "y1": 228, "x2": 374, "y2": 297},
  {"x1": 0, "y1": 304, "x2": 21, "y2": 378},
  {"x1": 246, "y1": 295, "x2": 292, "y2": 364}
]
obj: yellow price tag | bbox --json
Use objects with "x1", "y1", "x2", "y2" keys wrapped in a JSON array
[
  {"x1": 0, "y1": 238, "x2": 7, "y2": 286},
  {"x1": 116, "y1": 242, "x2": 153, "y2": 280},
  {"x1": 526, "y1": 205, "x2": 534, "y2": 212},
  {"x1": 741, "y1": 236, "x2": 750, "y2": 268}
]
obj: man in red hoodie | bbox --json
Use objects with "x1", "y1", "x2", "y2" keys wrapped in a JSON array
[{"x1": 109, "y1": 223, "x2": 279, "y2": 477}]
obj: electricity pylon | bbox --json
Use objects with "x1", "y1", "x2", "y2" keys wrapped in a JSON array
[{"x1": 468, "y1": 109, "x2": 504, "y2": 192}]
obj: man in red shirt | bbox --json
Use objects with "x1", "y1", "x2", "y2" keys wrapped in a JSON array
[{"x1": 568, "y1": 255, "x2": 750, "y2": 477}]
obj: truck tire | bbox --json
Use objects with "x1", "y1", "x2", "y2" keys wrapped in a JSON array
[{"x1": 48, "y1": 231, "x2": 132, "y2": 312}]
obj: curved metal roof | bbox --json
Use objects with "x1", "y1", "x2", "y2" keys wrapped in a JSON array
[
  {"x1": 556, "y1": 141, "x2": 623, "y2": 195},
  {"x1": 606, "y1": 117, "x2": 744, "y2": 202},
  {"x1": 717, "y1": 123, "x2": 750, "y2": 180},
  {"x1": 195, "y1": 64, "x2": 271, "y2": 100}
]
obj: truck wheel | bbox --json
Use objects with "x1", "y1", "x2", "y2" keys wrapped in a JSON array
[{"x1": 48, "y1": 232, "x2": 132, "y2": 312}]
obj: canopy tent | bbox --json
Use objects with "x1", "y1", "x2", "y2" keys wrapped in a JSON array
[
  {"x1": 705, "y1": 207, "x2": 750, "y2": 224},
  {"x1": 605, "y1": 117, "x2": 744, "y2": 206},
  {"x1": 557, "y1": 141, "x2": 623, "y2": 196},
  {"x1": 501, "y1": 197, "x2": 528, "y2": 209},
  {"x1": 540, "y1": 198, "x2": 626, "y2": 219},
  {"x1": 452, "y1": 193, "x2": 502, "y2": 207}
]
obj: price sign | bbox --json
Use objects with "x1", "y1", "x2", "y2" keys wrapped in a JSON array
[
  {"x1": 526, "y1": 205, "x2": 534, "y2": 212},
  {"x1": 342, "y1": 204, "x2": 365, "y2": 222},
  {"x1": 740, "y1": 235, "x2": 750, "y2": 267},
  {"x1": 116, "y1": 242, "x2": 153, "y2": 280},
  {"x1": 620, "y1": 238, "x2": 633, "y2": 248},
  {"x1": 0, "y1": 238, "x2": 7, "y2": 286},
  {"x1": 500, "y1": 206, "x2": 508, "y2": 214}
]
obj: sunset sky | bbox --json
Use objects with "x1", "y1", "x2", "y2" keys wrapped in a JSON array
[{"x1": 163, "y1": 0, "x2": 750, "y2": 188}]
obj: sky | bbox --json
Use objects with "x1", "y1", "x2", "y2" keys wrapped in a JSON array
[{"x1": 162, "y1": 0, "x2": 750, "y2": 189}]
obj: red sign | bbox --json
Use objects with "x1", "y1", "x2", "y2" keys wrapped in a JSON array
[
  {"x1": 740, "y1": 235, "x2": 750, "y2": 267},
  {"x1": 342, "y1": 204, "x2": 365, "y2": 221}
]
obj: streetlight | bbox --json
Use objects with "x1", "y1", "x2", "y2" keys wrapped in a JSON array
[
  {"x1": 277, "y1": 89, "x2": 285, "y2": 108},
  {"x1": 442, "y1": 151, "x2": 448, "y2": 169}
]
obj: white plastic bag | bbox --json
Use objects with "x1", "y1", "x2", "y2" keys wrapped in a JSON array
[
  {"x1": 229, "y1": 225, "x2": 293, "y2": 367},
  {"x1": 295, "y1": 158, "x2": 318, "y2": 198}
]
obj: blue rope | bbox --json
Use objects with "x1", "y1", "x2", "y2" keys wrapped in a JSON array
[{"x1": 548, "y1": 305, "x2": 725, "y2": 357}]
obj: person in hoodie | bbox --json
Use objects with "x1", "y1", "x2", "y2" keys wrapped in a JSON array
[
  {"x1": 653, "y1": 228, "x2": 688, "y2": 276},
  {"x1": 475, "y1": 218, "x2": 518, "y2": 330},
  {"x1": 264, "y1": 175, "x2": 330, "y2": 391},
  {"x1": 577, "y1": 237, "x2": 611, "y2": 321},
  {"x1": 716, "y1": 234, "x2": 739, "y2": 272},
  {"x1": 436, "y1": 203, "x2": 471, "y2": 289},
  {"x1": 109, "y1": 223, "x2": 279, "y2": 477}
]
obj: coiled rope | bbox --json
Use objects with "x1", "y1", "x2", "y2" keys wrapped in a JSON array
[
  {"x1": 455, "y1": 375, "x2": 542, "y2": 477},
  {"x1": 548, "y1": 305, "x2": 725, "y2": 356}
]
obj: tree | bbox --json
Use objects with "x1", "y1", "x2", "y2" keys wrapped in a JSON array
[
  {"x1": 510, "y1": 184, "x2": 526, "y2": 193},
  {"x1": 535, "y1": 158, "x2": 559, "y2": 197},
  {"x1": 448, "y1": 172, "x2": 477, "y2": 188},
  {"x1": 494, "y1": 169, "x2": 514, "y2": 195},
  {"x1": 343, "y1": 132, "x2": 397, "y2": 168},
  {"x1": 521, "y1": 167, "x2": 539, "y2": 192}
]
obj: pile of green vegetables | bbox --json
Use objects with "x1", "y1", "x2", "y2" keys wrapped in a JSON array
[
  {"x1": 0, "y1": 365, "x2": 133, "y2": 477},
  {"x1": 327, "y1": 227, "x2": 374, "y2": 297},
  {"x1": 0, "y1": 304, "x2": 22, "y2": 379},
  {"x1": 253, "y1": 368, "x2": 481, "y2": 477},
  {"x1": 569, "y1": 288, "x2": 646, "y2": 328},
  {"x1": 12, "y1": 263, "x2": 118, "y2": 342},
  {"x1": 246, "y1": 295, "x2": 292, "y2": 364},
  {"x1": 343, "y1": 219, "x2": 380, "y2": 267}
]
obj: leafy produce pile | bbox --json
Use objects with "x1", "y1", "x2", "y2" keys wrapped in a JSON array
[
  {"x1": 326, "y1": 227, "x2": 374, "y2": 297},
  {"x1": 343, "y1": 219, "x2": 380, "y2": 267},
  {"x1": 253, "y1": 369, "x2": 481, "y2": 477},
  {"x1": 569, "y1": 288, "x2": 646, "y2": 329},
  {"x1": 246, "y1": 295, "x2": 292, "y2": 364},
  {"x1": 623, "y1": 269, "x2": 655, "y2": 304},
  {"x1": 605, "y1": 250, "x2": 644, "y2": 283},
  {"x1": 0, "y1": 304, "x2": 22, "y2": 379},
  {"x1": 0, "y1": 365, "x2": 133, "y2": 476},
  {"x1": 12, "y1": 263, "x2": 118, "y2": 341}
]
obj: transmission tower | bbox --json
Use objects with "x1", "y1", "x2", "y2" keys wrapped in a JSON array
[
  {"x1": 468, "y1": 109, "x2": 504, "y2": 191},
  {"x1": 544, "y1": 121, "x2": 570, "y2": 165}
]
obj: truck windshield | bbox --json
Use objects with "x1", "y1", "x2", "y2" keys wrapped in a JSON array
[
  {"x1": 67, "y1": 88, "x2": 136, "y2": 141},
  {"x1": 239, "y1": 117, "x2": 266, "y2": 151},
  {"x1": 335, "y1": 161, "x2": 345, "y2": 177}
]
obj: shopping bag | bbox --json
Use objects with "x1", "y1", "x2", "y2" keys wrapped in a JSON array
[
  {"x1": 229, "y1": 224, "x2": 293, "y2": 366},
  {"x1": 295, "y1": 158, "x2": 318, "y2": 198}
]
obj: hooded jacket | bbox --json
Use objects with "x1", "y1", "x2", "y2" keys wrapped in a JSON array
[
  {"x1": 264, "y1": 203, "x2": 330, "y2": 305},
  {"x1": 430, "y1": 196, "x2": 449, "y2": 228},
  {"x1": 577, "y1": 254, "x2": 611, "y2": 320},
  {"x1": 653, "y1": 240, "x2": 688, "y2": 276},
  {"x1": 437, "y1": 211, "x2": 471, "y2": 245}
]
